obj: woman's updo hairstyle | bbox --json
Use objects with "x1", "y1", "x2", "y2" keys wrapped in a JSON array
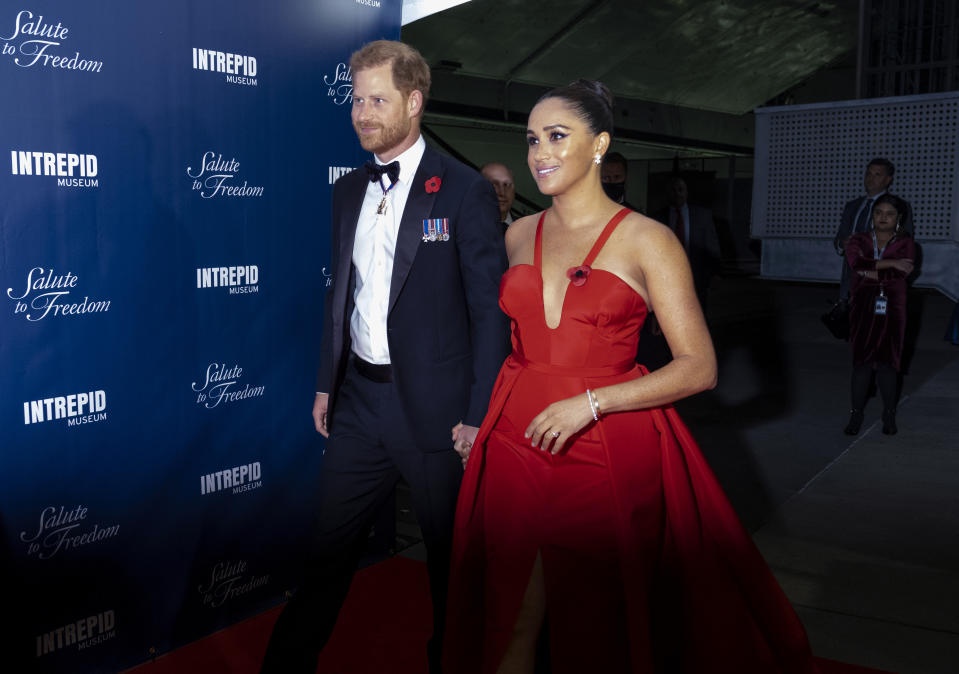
[{"x1": 536, "y1": 79, "x2": 614, "y2": 138}]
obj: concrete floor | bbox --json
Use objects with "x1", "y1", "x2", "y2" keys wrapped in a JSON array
[{"x1": 392, "y1": 277, "x2": 959, "y2": 674}]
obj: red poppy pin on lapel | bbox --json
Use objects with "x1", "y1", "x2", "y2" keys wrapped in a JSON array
[{"x1": 425, "y1": 176, "x2": 441, "y2": 193}]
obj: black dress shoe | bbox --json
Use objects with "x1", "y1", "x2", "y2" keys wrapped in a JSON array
[
  {"x1": 844, "y1": 409, "x2": 864, "y2": 435},
  {"x1": 882, "y1": 408, "x2": 898, "y2": 435}
]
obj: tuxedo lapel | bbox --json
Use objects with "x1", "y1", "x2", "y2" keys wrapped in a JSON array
[
  {"x1": 389, "y1": 148, "x2": 443, "y2": 313},
  {"x1": 334, "y1": 172, "x2": 367, "y2": 317}
]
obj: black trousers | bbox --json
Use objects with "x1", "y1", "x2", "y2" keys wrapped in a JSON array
[{"x1": 260, "y1": 359, "x2": 463, "y2": 673}]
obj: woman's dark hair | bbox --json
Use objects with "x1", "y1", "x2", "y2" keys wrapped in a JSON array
[
  {"x1": 873, "y1": 193, "x2": 906, "y2": 216},
  {"x1": 536, "y1": 79, "x2": 614, "y2": 137}
]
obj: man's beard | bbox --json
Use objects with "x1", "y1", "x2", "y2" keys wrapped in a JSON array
[{"x1": 355, "y1": 117, "x2": 410, "y2": 156}]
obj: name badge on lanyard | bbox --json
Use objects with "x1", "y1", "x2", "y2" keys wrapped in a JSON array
[
  {"x1": 874, "y1": 287, "x2": 887, "y2": 316},
  {"x1": 872, "y1": 231, "x2": 889, "y2": 316}
]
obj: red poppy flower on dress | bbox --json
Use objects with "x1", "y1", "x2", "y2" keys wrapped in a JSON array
[
  {"x1": 566, "y1": 265, "x2": 591, "y2": 287},
  {"x1": 425, "y1": 176, "x2": 441, "y2": 193}
]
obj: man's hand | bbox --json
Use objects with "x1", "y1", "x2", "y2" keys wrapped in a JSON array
[
  {"x1": 313, "y1": 393, "x2": 329, "y2": 438},
  {"x1": 451, "y1": 422, "x2": 479, "y2": 468}
]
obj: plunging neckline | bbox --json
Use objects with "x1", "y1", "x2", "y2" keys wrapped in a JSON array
[{"x1": 535, "y1": 208, "x2": 632, "y2": 330}]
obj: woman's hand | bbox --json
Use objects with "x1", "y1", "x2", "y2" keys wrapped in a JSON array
[
  {"x1": 875, "y1": 258, "x2": 914, "y2": 275},
  {"x1": 890, "y1": 259, "x2": 914, "y2": 274},
  {"x1": 525, "y1": 392, "x2": 595, "y2": 455}
]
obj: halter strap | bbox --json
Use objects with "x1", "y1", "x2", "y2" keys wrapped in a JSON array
[
  {"x1": 533, "y1": 207, "x2": 632, "y2": 271},
  {"x1": 584, "y1": 207, "x2": 631, "y2": 266},
  {"x1": 533, "y1": 211, "x2": 547, "y2": 271}
]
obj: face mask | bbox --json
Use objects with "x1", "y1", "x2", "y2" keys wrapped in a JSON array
[{"x1": 602, "y1": 181, "x2": 625, "y2": 202}]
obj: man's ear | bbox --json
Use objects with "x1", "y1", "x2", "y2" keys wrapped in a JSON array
[{"x1": 408, "y1": 90, "x2": 423, "y2": 118}]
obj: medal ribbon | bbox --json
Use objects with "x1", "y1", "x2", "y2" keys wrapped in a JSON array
[{"x1": 376, "y1": 176, "x2": 398, "y2": 215}]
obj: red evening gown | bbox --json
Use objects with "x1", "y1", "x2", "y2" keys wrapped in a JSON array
[{"x1": 444, "y1": 208, "x2": 818, "y2": 674}]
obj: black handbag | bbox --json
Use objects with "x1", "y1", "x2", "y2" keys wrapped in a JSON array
[{"x1": 821, "y1": 300, "x2": 849, "y2": 340}]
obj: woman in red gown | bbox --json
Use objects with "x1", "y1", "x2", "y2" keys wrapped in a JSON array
[{"x1": 444, "y1": 80, "x2": 818, "y2": 674}]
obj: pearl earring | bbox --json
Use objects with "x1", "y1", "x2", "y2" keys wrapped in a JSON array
[{"x1": 593, "y1": 155, "x2": 602, "y2": 165}]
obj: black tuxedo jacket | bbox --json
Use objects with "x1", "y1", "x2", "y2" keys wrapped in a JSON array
[{"x1": 317, "y1": 146, "x2": 510, "y2": 450}]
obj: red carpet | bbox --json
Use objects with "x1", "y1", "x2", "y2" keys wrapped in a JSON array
[{"x1": 127, "y1": 556, "x2": 893, "y2": 674}]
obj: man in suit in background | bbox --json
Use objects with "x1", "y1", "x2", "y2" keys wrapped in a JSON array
[
  {"x1": 480, "y1": 161, "x2": 515, "y2": 233},
  {"x1": 261, "y1": 40, "x2": 509, "y2": 674},
  {"x1": 601, "y1": 151, "x2": 640, "y2": 212},
  {"x1": 833, "y1": 157, "x2": 913, "y2": 303},
  {"x1": 657, "y1": 176, "x2": 720, "y2": 315}
]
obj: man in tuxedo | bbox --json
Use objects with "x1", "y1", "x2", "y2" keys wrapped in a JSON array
[
  {"x1": 480, "y1": 161, "x2": 515, "y2": 232},
  {"x1": 260, "y1": 40, "x2": 508, "y2": 674},
  {"x1": 656, "y1": 176, "x2": 720, "y2": 314},
  {"x1": 833, "y1": 157, "x2": 913, "y2": 302}
]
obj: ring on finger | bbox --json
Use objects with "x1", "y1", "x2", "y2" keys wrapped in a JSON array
[{"x1": 551, "y1": 431, "x2": 560, "y2": 438}]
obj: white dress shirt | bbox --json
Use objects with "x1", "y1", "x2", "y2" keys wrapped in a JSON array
[{"x1": 350, "y1": 135, "x2": 426, "y2": 365}]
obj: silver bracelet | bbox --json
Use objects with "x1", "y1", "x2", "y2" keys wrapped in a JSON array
[
  {"x1": 590, "y1": 389, "x2": 602, "y2": 418},
  {"x1": 586, "y1": 388, "x2": 600, "y2": 421}
]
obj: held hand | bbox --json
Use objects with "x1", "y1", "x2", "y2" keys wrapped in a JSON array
[
  {"x1": 452, "y1": 422, "x2": 479, "y2": 468},
  {"x1": 525, "y1": 393, "x2": 595, "y2": 455},
  {"x1": 313, "y1": 393, "x2": 329, "y2": 438}
]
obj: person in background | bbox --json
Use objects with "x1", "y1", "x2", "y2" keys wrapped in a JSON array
[
  {"x1": 481, "y1": 162, "x2": 516, "y2": 233},
  {"x1": 843, "y1": 193, "x2": 916, "y2": 436},
  {"x1": 600, "y1": 151, "x2": 639, "y2": 212},
  {"x1": 834, "y1": 158, "x2": 913, "y2": 305},
  {"x1": 946, "y1": 301, "x2": 959, "y2": 345},
  {"x1": 655, "y1": 176, "x2": 720, "y2": 316}
]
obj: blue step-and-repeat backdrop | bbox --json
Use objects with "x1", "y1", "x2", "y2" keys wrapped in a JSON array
[{"x1": 1, "y1": 1, "x2": 400, "y2": 671}]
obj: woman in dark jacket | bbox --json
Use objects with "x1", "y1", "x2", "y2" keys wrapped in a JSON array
[{"x1": 843, "y1": 193, "x2": 915, "y2": 435}]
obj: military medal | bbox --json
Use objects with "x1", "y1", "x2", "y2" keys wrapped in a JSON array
[
  {"x1": 422, "y1": 218, "x2": 450, "y2": 242},
  {"x1": 376, "y1": 177, "x2": 397, "y2": 215}
]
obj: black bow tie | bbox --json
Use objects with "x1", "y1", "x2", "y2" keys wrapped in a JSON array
[{"x1": 365, "y1": 160, "x2": 400, "y2": 184}]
